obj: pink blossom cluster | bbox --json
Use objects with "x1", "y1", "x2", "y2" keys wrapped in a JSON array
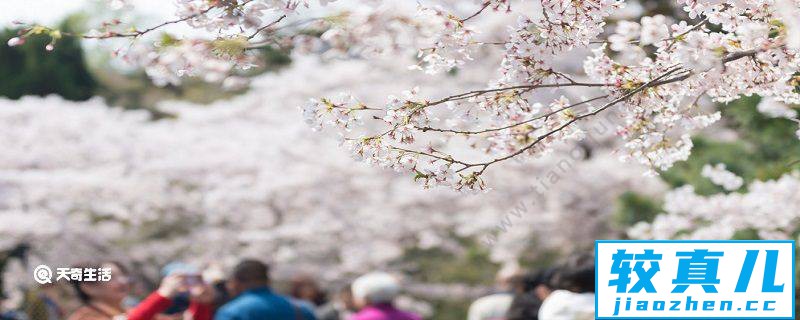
[
  {"x1": 629, "y1": 171, "x2": 800, "y2": 240},
  {"x1": 701, "y1": 163, "x2": 744, "y2": 191},
  {"x1": 122, "y1": 39, "x2": 256, "y2": 89}
]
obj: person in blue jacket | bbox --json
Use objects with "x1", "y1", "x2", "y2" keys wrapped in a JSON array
[{"x1": 215, "y1": 259, "x2": 316, "y2": 320}]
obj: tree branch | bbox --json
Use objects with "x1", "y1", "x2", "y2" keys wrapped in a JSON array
[
  {"x1": 416, "y1": 94, "x2": 609, "y2": 135},
  {"x1": 81, "y1": 6, "x2": 217, "y2": 39},
  {"x1": 426, "y1": 82, "x2": 615, "y2": 107},
  {"x1": 460, "y1": 67, "x2": 684, "y2": 172}
]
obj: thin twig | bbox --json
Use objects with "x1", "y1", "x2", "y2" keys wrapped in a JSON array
[
  {"x1": 248, "y1": 15, "x2": 288, "y2": 39},
  {"x1": 417, "y1": 94, "x2": 609, "y2": 135},
  {"x1": 81, "y1": 6, "x2": 216, "y2": 39},
  {"x1": 426, "y1": 82, "x2": 615, "y2": 106},
  {"x1": 461, "y1": 3, "x2": 490, "y2": 22}
]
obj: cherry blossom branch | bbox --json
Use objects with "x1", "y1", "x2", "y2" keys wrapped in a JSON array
[
  {"x1": 460, "y1": 3, "x2": 491, "y2": 22},
  {"x1": 638, "y1": 49, "x2": 771, "y2": 88},
  {"x1": 390, "y1": 146, "x2": 473, "y2": 167},
  {"x1": 416, "y1": 94, "x2": 610, "y2": 135},
  {"x1": 425, "y1": 82, "x2": 615, "y2": 106},
  {"x1": 80, "y1": 6, "x2": 217, "y2": 39},
  {"x1": 722, "y1": 49, "x2": 761, "y2": 63},
  {"x1": 664, "y1": 17, "x2": 709, "y2": 50},
  {"x1": 338, "y1": 67, "x2": 687, "y2": 185},
  {"x1": 451, "y1": 66, "x2": 686, "y2": 174},
  {"x1": 245, "y1": 15, "x2": 351, "y2": 49},
  {"x1": 248, "y1": 15, "x2": 288, "y2": 39}
]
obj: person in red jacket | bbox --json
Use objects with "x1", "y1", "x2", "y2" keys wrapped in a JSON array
[{"x1": 67, "y1": 261, "x2": 213, "y2": 320}]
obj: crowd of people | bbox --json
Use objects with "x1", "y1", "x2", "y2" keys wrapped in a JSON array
[
  {"x1": 485, "y1": 253, "x2": 596, "y2": 320},
  {"x1": 0, "y1": 253, "x2": 595, "y2": 320}
]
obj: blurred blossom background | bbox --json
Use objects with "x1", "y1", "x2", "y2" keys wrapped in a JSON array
[{"x1": 0, "y1": 0, "x2": 798, "y2": 319}]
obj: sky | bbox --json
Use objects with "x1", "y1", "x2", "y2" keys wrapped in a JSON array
[
  {"x1": 0, "y1": 1, "x2": 85, "y2": 25},
  {"x1": 0, "y1": 0, "x2": 346, "y2": 26},
  {"x1": 0, "y1": 0, "x2": 173, "y2": 25}
]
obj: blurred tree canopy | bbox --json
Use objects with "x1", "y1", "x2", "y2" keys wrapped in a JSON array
[
  {"x1": 662, "y1": 96, "x2": 800, "y2": 195},
  {"x1": 614, "y1": 96, "x2": 800, "y2": 225},
  {"x1": 0, "y1": 24, "x2": 97, "y2": 101},
  {"x1": 611, "y1": 96, "x2": 800, "y2": 314}
]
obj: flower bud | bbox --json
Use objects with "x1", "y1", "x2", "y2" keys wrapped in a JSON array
[{"x1": 7, "y1": 37, "x2": 24, "y2": 47}]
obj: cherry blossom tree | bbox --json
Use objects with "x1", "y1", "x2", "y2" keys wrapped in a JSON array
[
  {"x1": 5, "y1": 4, "x2": 798, "y2": 316},
  {"x1": 0, "y1": 50, "x2": 664, "y2": 293},
  {"x1": 10, "y1": 0, "x2": 798, "y2": 191},
  {"x1": 1, "y1": 0, "x2": 800, "y2": 268},
  {"x1": 302, "y1": 0, "x2": 800, "y2": 191}
]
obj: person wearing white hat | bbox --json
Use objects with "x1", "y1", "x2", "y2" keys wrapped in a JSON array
[
  {"x1": 467, "y1": 262, "x2": 522, "y2": 320},
  {"x1": 349, "y1": 272, "x2": 420, "y2": 320}
]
